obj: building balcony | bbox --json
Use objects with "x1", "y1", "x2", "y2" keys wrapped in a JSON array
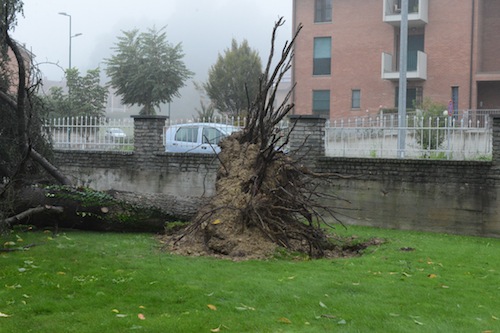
[
  {"x1": 381, "y1": 51, "x2": 427, "y2": 81},
  {"x1": 383, "y1": 0, "x2": 428, "y2": 27}
]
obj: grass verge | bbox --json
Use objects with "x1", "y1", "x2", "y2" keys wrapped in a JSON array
[{"x1": 0, "y1": 226, "x2": 499, "y2": 332}]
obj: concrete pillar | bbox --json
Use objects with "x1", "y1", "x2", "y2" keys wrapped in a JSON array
[
  {"x1": 131, "y1": 115, "x2": 168, "y2": 163},
  {"x1": 288, "y1": 115, "x2": 326, "y2": 169}
]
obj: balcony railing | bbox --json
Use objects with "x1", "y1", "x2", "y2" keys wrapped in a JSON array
[
  {"x1": 381, "y1": 51, "x2": 427, "y2": 81},
  {"x1": 383, "y1": 0, "x2": 428, "y2": 27}
]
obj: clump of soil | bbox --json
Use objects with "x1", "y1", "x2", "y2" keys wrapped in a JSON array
[
  {"x1": 161, "y1": 222, "x2": 385, "y2": 261},
  {"x1": 161, "y1": 215, "x2": 385, "y2": 261}
]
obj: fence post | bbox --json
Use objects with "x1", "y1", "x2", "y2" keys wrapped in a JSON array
[
  {"x1": 131, "y1": 115, "x2": 168, "y2": 163},
  {"x1": 288, "y1": 115, "x2": 326, "y2": 170}
]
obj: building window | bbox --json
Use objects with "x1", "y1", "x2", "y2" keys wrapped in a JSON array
[
  {"x1": 315, "y1": 0, "x2": 332, "y2": 23},
  {"x1": 351, "y1": 89, "x2": 361, "y2": 109},
  {"x1": 451, "y1": 86, "x2": 459, "y2": 116},
  {"x1": 313, "y1": 37, "x2": 331, "y2": 76},
  {"x1": 313, "y1": 90, "x2": 330, "y2": 117},
  {"x1": 395, "y1": 86, "x2": 422, "y2": 109}
]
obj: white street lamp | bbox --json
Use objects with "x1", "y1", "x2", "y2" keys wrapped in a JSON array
[{"x1": 58, "y1": 12, "x2": 82, "y2": 70}]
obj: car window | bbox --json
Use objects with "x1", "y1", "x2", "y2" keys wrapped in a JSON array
[
  {"x1": 174, "y1": 127, "x2": 198, "y2": 143},
  {"x1": 202, "y1": 127, "x2": 224, "y2": 145}
]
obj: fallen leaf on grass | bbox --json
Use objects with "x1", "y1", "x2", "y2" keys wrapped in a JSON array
[
  {"x1": 212, "y1": 219, "x2": 221, "y2": 225},
  {"x1": 235, "y1": 304, "x2": 255, "y2": 311},
  {"x1": 137, "y1": 313, "x2": 146, "y2": 320},
  {"x1": 116, "y1": 314, "x2": 127, "y2": 318},
  {"x1": 428, "y1": 274, "x2": 437, "y2": 279},
  {"x1": 5, "y1": 284, "x2": 21, "y2": 289},
  {"x1": 320, "y1": 314, "x2": 337, "y2": 319},
  {"x1": 278, "y1": 317, "x2": 292, "y2": 324},
  {"x1": 139, "y1": 305, "x2": 146, "y2": 309},
  {"x1": 207, "y1": 304, "x2": 217, "y2": 311},
  {"x1": 0, "y1": 312, "x2": 11, "y2": 318},
  {"x1": 492, "y1": 315, "x2": 499, "y2": 321},
  {"x1": 319, "y1": 301, "x2": 328, "y2": 308},
  {"x1": 112, "y1": 309, "x2": 120, "y2": 313},
  {"x1": 210, "y1": 324, "x2": 229, "y2": 332}
]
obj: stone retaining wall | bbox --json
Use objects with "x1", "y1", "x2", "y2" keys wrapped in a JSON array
[{"x1": 53, "y1": 115, "x2": 500, "y2": 238}]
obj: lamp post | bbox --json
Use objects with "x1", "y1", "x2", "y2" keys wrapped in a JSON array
[
  {"x1": 59, "y1": 12, "x2": 82, "y2": 144},
  {"x1": 397, "y1": 0, "x2": 409, "y2": 158},
  {"x1": 58, "y1": 12, "x2": 82, "y2": 70}
]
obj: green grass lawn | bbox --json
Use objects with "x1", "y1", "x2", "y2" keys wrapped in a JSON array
[{"x1": 0, "y1": 226, "x2": 499, "y2": 332}]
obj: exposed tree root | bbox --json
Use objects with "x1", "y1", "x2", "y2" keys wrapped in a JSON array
[{"x1": 167, "y1": 19, "x2": 348, "y2": 259}]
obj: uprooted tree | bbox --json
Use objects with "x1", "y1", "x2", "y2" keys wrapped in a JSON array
[{"x1": 168, "y1": 19, "x2": 345, "y2": 259}]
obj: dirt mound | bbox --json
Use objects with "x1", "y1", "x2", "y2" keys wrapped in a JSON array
[
  {"x1": 163, "y1": 223, "x2": 278, "y2": 260},
  {"x1": 161, "y1": 222, "x2": 384, "y2": 261}
]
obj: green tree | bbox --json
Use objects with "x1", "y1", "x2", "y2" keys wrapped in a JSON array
[
  {"x1": 414, "y1": 98, "x2": 447, "y2": 156},
  {"x1": 193, "y1": 81, "x2": 217, "y2": 121},
  {"x1": 105, "y1": 26, "x2": 193, "y2": 115},
  {"x1": 204, "y1": 39, "x2": 262, "y2": 118},
  {"x1": 43, "y1": 68, "x2": 108, "y2": 119}
]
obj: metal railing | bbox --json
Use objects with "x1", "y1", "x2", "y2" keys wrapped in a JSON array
[
  {"x1": 44, "y1": 117, "x2": 134, "y2": 151},
  {"x1": 326, "y1": 112, "x2": 493, "y2": 160},
  {"x1": 45, "y1": 110, "x2": 497, "y2": 159}
]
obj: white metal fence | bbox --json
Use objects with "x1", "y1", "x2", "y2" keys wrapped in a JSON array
[
  {"x1": 326, "y1": 112, "x2": 492, "y2": 160},
  {"x1": 44, "y1": 117, "x2": 134, "y2": 150},
  {"x1": 45, "y1": 111, "x2": 495, "y2": 160}
]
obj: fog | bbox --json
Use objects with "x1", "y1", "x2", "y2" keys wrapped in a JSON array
[{"x1": 12, "y1": 0, "x2": 292, "y2": 118}]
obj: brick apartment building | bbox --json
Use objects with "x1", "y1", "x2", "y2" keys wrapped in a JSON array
[{"x1": 291, "y1": 0, "x2": 500, "y2": 119}]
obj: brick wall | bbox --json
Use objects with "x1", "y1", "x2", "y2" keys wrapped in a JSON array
[
  {"x1": 292, "y1": 0, "x2": 497, "y2": 117},
  {"x1": 479, "y1": 0, "x2": 500, "y2": 72}
]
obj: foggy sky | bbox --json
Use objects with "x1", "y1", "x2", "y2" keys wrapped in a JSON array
[{"x1": 12, "y1": 0, "x2": 292, "y2": 118}]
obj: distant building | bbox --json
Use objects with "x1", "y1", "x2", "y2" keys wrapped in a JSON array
[
  {"x1": 2, "y1": 42, "x2": 32, "y2": 94},
  {"x1": 291, "y1": 0, "x2": 500, "y2": 119}
]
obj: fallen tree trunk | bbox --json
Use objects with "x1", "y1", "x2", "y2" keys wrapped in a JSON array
[
  {"x1": 3, "y1": 186, "x2": 203, "y2": 233},
  {"x1": 2, "y1": 205, "x2": 64, "y2": 225}
]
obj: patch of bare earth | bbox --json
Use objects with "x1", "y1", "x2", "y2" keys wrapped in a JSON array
[{"x1": 161, "y1": 224, "x2": 385, "y2": 261}]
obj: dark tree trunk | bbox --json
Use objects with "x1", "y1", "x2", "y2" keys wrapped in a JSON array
[{"x1": 3, "y1": 186, "x2": 203, "y2": 233}]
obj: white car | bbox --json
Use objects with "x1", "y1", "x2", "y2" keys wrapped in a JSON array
[
  {"x1": 105, "y1": 128, "x2": 127, "y2": 142},
  {"x1": 164, "y1": 123, "x2": 241, "y2": 154}
]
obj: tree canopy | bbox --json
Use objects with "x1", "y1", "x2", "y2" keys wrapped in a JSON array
[
  {"x1": 105, "y1": 26, "x2": 193, "y2": 115},
  {"x1": 43, "y1": 68, "x2": 108, "y2": 119},
  {"x1": 204, "y1": 39, "x2": 262, "y2": 118}
]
